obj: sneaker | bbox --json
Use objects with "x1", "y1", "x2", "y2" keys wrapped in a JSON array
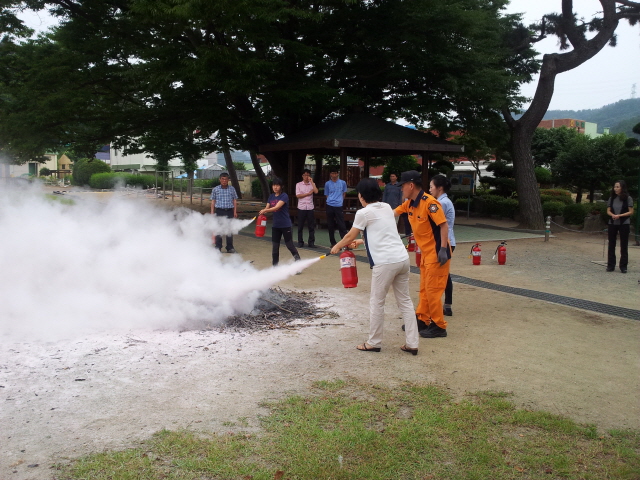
[
  {"x1": 606, "y1": 266, "x2": 615, "y2": 272},
  {"x1": 420, "y1": 323, "x2": 447, "y2": 338},
  {"x1": 443, "y1": 305, "x2": 453, "y2": 316},
  {"x1": 298, "y1": 242, "x2": 304, "y2": 248},
  {"x1": 227, "y1": 248, "x2": 237, "y2": 254},
  {"x1": 294, "y1": 255, "x2": 301, "y2": 261},
  {"x1": 620, "y1": 268, "x2": 627, "y2": 273},
  {"x1": 308, "y1": 244, "x2": 318, "y2": 248},
  {"x1": 402, "y1": 316, "x2": 429, "y2": 332}
]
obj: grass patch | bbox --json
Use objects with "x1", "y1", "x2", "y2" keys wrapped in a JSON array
[
  {"x1": 45, "y1": 194, "x2": 75, "y2": 205},
  {"x1": 57, "y1": 380, "x2": 640, "y2": 479}
]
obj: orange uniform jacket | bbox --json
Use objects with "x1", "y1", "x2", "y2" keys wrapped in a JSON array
[{"x1": 395, "y1": 191, "x2": 450, "y2": 265}]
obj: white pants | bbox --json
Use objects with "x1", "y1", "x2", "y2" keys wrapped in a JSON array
[{"x1": 367, "y1": 258, "x2": 419, "y2": 349}]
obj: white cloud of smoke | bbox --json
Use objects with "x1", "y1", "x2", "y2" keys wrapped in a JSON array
[{"x1": 0, "y1": 184, "x2": 315, "y2": 341}]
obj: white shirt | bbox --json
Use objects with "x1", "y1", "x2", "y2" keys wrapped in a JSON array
[{"x1": 352, "y1": 202, "x2": 409, "y2": 267}]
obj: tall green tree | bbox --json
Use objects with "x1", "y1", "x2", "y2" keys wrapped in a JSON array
[
  {"x1": 530, "y1": 126, "x2": 581, "y2": 168},
  {"x1": 1, "y1": 0, "x2": 538, "y2": 183},
  {"x1": 502, "y1": 0, "x2": 640, "y2": 228}
]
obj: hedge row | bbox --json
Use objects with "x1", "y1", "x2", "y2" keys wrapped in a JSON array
[
  {"x1": 455, "y1": 193, "x2": 637, "y2": 227},
  {"x1": 89, "y1": 173, "x2": 158, "y2": 189}
]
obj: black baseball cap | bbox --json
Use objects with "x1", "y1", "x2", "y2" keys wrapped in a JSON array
[{"x1": 396, "y1": 170, "x2": 421, "y2": 186}]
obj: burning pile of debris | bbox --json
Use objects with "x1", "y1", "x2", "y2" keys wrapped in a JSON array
[{"x1": 225, "y1": 288, "x2": 339, "y2": 331}]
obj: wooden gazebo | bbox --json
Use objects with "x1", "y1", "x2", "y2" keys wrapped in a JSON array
[{"x1": 259, "y1": 113, "x2": 465, "y2": 193}]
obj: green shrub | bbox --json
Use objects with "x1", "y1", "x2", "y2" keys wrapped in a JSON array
[
  {"x1": 89, "y1": 173, "x2": 157, "y2": 189},
  {"x1": 475, "y1": 195, "x2": 518, "y2": 218},
  {"x1": 497, "y1": 198, "x2": 519, "y2": 218},
  {"x1": 540, "y1": 194, "x2": 573, "y2": 205},
  {"x1": 454, "y1": 197, "x2": 471, "y2": 209},
  {"x1": 39, "y1": 167, "x2": 51, "y2": 176},
  {"x1": 540, "y1": 188, "x2": 572, "y2": 198},
  {"x1": 483, "y1": 177, "x2": 516, "y2": 197},
  {"x1": 542, "y1": 201, "x2": 565, "y2": 218},
  {"x1": 72, "y1": 158, "x2": 111, "y2": 186},
  {"x1": 563, "y1": 203, "x2": 589, "y2": 225},
  {"x1": 535, "y1": 167, "x2": 552, "y2": 185}
]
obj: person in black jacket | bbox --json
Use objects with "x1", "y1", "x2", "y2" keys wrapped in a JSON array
[{"x1": 606, "y1": 180, "x2": 634, "y2": 274}]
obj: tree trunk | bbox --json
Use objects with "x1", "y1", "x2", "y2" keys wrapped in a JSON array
[
  {"x1": 510, "y1": 125, "x2": 544, "y2": 229},
  {"x1": 501, "y1": 0, "x2": 619, "y2": 230},
  {"x1": 249, "y1": 150, "x2": 269, "y2": 202},
  {"x1": 575, "y1": 188, "x2": 582, "y2": 204},
  {"x1": 223, "y1": 149, "x2": 242, "y2": 199}
]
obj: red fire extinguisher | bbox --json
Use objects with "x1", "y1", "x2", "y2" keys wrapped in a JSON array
[
  {"x1": 470, "y1": 243, "x2": 481, "y2": 265},
  {"x1": 493, "y1": 241, "x2": 507, "y2": 265},
  {"x1": 255, "y1": 214, "x2": 267, "y2": 237},
  {"x1": 407, "y1": 234, "x2": 416, "y2": 252},
  {"x1": 415, "y1": 244, "x2": 421, "y2": 267},
  {"x1": 339, "y1": 249, "x2": 358, "y2": 288}
]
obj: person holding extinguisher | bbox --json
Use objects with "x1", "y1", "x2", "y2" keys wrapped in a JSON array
[
  {"x1": 429, "y1": 175, "x2": 456, "y2": 316},
  {"x1": 395, "y1": 170, "x2": 450, "y2": 338},
  {"x1": 258, "y1": 178, "x2": 301, "y2": 267},
  {"x1": 330, "y1": 178, "x2": 419, "y2": 355}
]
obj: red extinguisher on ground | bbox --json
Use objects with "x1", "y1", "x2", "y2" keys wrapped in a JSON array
[
  {"x1": 493, "y1": 241, "x2": 507, "y2": 265},
  {"x1": 470, "y1": 243, "x2": 481, "y2": 265},
  {"x1": 255, "y1": 214, "x2": 267, "y2": 237},
  {"x1": 339, "y1": 248, "x2": 358, "y2": 288},
  {"x1": 407, "y1": 234, "x2": 416, "y2": 252},
  {"x1": 415, "y1": 244, "x2": 421, "y2": 267}
]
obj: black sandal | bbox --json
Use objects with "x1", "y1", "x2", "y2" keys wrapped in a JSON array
[
  {"x1": 400, "y1": 345, "x2": 418, "y2": 356},
  {"x1": 356, "y1": 342, "x2": 381, "y2": 352}
]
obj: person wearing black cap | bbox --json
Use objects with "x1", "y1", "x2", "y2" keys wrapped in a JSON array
[{"x1": 394, "y1": 170, "x2": 451, "y2": 338}]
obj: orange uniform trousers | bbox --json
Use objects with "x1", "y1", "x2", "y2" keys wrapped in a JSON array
[{"x1": 417, "y1": 260, "x2": 450, "y2": 329}]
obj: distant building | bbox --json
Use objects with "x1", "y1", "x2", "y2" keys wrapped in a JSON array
[{"x1": 537, "y1": 118, "x2": 605, "y2": 138}]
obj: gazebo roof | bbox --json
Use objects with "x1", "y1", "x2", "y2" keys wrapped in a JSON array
[{"x1": 260, "y1": 113, "x2": 464, "y2": 156}]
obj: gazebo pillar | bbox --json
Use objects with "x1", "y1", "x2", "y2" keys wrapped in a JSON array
[
  {"x1": 363, "y1": 152, "x2": 370, "y2": 179},
  {"x1": 339, "y1": 148, "x2": 348, "y2": 185},
  {"x1": 287, "y1": 152, "x2": 295, "y2": 195},
  {"x1": 421, "y1": 152, "x2": 429, "y2": 187}
]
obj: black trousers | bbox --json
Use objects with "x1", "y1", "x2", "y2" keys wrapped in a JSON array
[
  {"x1": 214, "y1": 208, "x2": 234, "y2": 251},
  {"x1": 272, "y1": 227, "x2": 299, "y2": 266},
  {"x1": 445, "y1": 246, "x2": 455, "y2": 304},
  {"x1": 297, "y1": 209, "x2": 316, "y2": 244},
  {"x1": 608, "y1": 223, "x2": 630, "y2": 270},
  {"x1": 326, "y1": 205, "x2": 347, "y2": 246}
]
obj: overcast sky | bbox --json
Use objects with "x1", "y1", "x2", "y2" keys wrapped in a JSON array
[
  {"x1": 505, "y1": 0, "x2": 640, "y2": 111},
  {"x1": 19, "y1": 1, "x2": 639, "y2": 112}
]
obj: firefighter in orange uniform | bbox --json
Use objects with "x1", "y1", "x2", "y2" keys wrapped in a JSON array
[{"x1": 394, "y1": 170, "x2": 451, "y2": 338}]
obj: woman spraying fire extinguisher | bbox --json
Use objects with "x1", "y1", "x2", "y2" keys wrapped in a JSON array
[
  {"x1": 330, "y1": 178, "x2": 419, "y2": 356},
  {"x1": 258, "y1": 178, "x2": 301, "y2": 267}
]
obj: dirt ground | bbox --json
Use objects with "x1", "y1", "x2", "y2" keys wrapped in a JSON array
[{"x1": 1, "y1": 193, "x2": 639, "y2": 480}]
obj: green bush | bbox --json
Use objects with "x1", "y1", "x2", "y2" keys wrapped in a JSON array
[
  {"x1": 72, "y1": 158, "x2": 111, "y2": 186},
  {"x1": 89, "y1": 173, "x2": 157, "y2": 189},
  {"x1": 540, "y1": 188, "x2": 572, "y2": 198},
  {"x1": 535, "y1": 167, "x2": 552, "y2": 185},
  {"x1": 173, "y1": 178, "x2": 220, "y2": 189},
  {"x1": 542, "y1": 201, "x2": 565, "y2": 218},
  {"x1": 39, "y1": 167, "x2": 51, "y2": 176},
  {"x1": 475, "y1": 195, "x2": 519, "y2": 218},
  {"x1": 540, "y1": 194, "x2": 573, "y2": 205},
  {"x1": 483, "y1": 177, "x2": 516, "y2": 197},
  {"x1": 563, "y1": 203, "x2": 589, "y2": 225},
  {"x1": 454, "y1": 197, "x2": 472, "y2": 209}
]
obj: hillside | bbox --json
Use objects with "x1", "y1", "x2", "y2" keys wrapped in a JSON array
[{"x1": 542, "y1": 98, "x2": 640, "y2": 138}]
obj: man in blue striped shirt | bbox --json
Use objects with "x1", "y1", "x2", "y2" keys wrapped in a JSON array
[{"x1": 210, "y1": 172, "x2": 238, "y2": 253}]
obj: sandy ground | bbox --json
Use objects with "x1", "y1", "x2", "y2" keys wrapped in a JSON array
[{"x1": 2, "y1": 193, "x2": 639, "y2": 480}]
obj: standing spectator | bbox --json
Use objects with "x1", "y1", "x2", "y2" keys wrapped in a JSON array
[
  {"x1": 324, "y1": 167, "x2": 348, "y2": 246},
  {"x1": 606, "y1": 180, "x2": 634, "y2": 273},
  {"x1": 330, "y1": 178, "x2": 419, "y2": 355},
  {"x1": 259, "y1": 178, "x2": 301, "y2": 266},
  {"x1": 382, "y1": 173, "x2": 403, "y2": 224},
  {"x1": 210, "y1": 172, "x2": 238, "y2": 253},
  {"x1": 429, "y1": 175, "x2": 456, "y2": 316},
  {"x1": 295, "y1": 169, "x2": 318, "y2": 248},
  {"x1": 394, "y1": 170, "x2": 450, "y2": 338}
]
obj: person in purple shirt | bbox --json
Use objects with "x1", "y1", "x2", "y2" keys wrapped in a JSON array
[{"x1": 259, "y1": 178, "x2": 301, "y2": 266}]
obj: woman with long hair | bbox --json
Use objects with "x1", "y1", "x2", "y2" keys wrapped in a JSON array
[
  {"x1": 259, "y1": 178, "x2": 301, "y2": 266},
  {"x1": 429, "y1": 175, "x2": 456, "y2": 316},
  {"x1": 606, "y1": 180, "x2": 634, "y2": 273},
  {"x1": 330, "y1": 178, "x2": 419, "y2": 355}
]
